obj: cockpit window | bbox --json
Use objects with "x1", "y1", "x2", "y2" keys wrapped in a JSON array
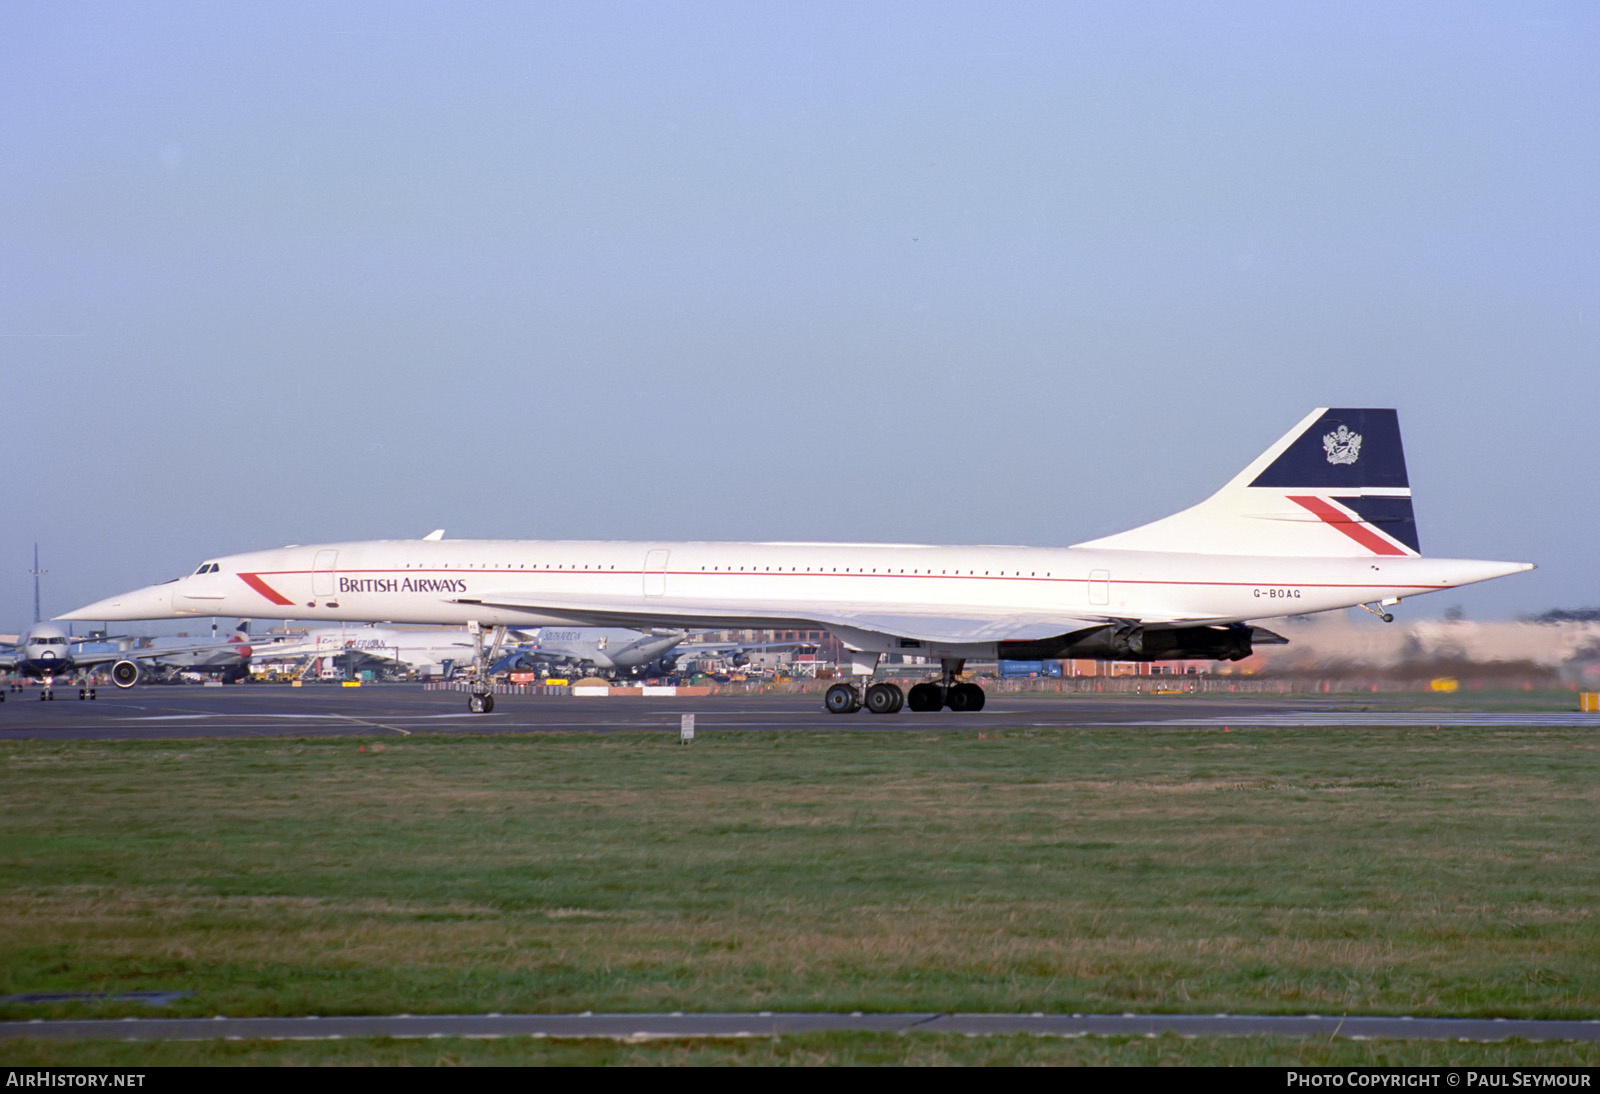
[{"x1": 194, "y1": 562, "x2": 219, "y2": 575}]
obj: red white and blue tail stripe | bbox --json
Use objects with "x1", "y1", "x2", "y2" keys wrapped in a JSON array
[{"x1": 1075, "y1": 408, "x2": 1424, "y2": 558}]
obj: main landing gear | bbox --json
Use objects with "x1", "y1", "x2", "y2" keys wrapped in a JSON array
[
  {"x1": 824, "y1": 680, "x2": 906, "y2": 714},
  {"x1": 823, "y1": 658, "x2": 986, "y2": 715},
  {"x1": 9, "y1": 678, "x2": 96, "y2": 701}
]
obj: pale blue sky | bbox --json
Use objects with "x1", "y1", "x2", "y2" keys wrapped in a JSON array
[{"x1": 4, "y1": 1, "x2": 1595, "y2": 624}]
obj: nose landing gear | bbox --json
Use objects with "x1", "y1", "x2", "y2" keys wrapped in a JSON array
[{"x1": 464, "y1": 622, "x2": 507, "y2": 714}]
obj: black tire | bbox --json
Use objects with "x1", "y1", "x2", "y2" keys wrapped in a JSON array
[
  {"x1": 824, "y1": 683, "x2": 859, "y2": 715},
  {"x1": 865, "y1": 682, "x2": 903, "y2": 715},
  {"x1": 468, "y1": 692, "x2": 495, "y2": 714},
  {"x1": 946, "y1": 682, "x2": 986, "y2": 712},
  {"x1": 906, "y1": 683, "x2": 944, "y2": 712}
]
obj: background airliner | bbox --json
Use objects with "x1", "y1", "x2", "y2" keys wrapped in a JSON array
[
  {"x1": 2, "y1": 621, "x2": 250, "y2": 699},
  {"x1": 497, "y1": 628, "x2": 807, "y2": 680},
  {"x1": 61, "y1": 409, "x2": 1532, "y2": 714},
  {"x1": 110, "y1": 620, "x2": 253, "y2": 684},
  {"x1": 498, "y1": 627, "x2": 689, "y2": 680},
  {"x1": 251, "y1": 624, "x2": 479, "y2": 679}
]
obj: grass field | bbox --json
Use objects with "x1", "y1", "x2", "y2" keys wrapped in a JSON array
[{"x1": 2, "y1": 724, "x2": 1596, "y2": 1065}]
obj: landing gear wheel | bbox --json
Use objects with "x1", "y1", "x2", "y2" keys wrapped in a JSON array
[
  {"x1": 468, "y1": 692, "x2": 495, "y2": 714},
  {"x1": 906, "y1": 683, "x2": 945, "y2": 712},
  {"x1": 78, "y1": 688, "x2": 86, "y2": 700},
  {"x1": 865, "y1": 682, "x2": 904, "y2": 715},
  {"x1": 824, "y1": 683, "x2": 861, "y2": 715},
  {"x1": 945, "y1": 682, "x2": 986, "y2": 712}
]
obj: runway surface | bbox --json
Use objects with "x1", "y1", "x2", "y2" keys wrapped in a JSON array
[
  {"x1": 0, "y1": 683, "x2": 1591, "y2": 739},
  {"x1": 4, "y1": 1010, "x2": 1597, "y2": 1043}
]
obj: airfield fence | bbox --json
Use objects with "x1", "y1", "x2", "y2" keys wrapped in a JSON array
[{"x1": 422, "y1": 681, "x2": 570, "y2": 696}]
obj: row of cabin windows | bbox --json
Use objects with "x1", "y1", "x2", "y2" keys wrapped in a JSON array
[
  {"x1": 386, "y1": 562, "x2": 1055, "y2": 577},
  {"x1": 203, "y1": 559, "x2": 1053, "y2": 577}
]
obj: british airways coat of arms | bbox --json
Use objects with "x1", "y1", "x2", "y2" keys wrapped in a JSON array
[{"x1": 1323, "y1": 425, "x2": 1362, "y2": 465}]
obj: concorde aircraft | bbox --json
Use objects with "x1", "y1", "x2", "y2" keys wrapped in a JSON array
[{"x1": 60, "y1": 409, "x2": 1533, "y2": 714}]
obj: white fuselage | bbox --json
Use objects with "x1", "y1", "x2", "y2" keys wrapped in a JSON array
[{"x1": 62, "y1": 538, "x2": 1526, "y2": 660}]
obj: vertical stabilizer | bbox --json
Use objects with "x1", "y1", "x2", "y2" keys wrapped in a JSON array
[{"x1": 1073, "y1": 408, "x2": 1421, "y2": 557}]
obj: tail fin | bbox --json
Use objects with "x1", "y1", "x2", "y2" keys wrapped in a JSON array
[{"x1": 1074, "y1": 408, "x2": 1421, "y2": 557}]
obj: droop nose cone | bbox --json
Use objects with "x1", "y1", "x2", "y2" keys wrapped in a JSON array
[{"x1": 57, "y1": 582, "x2": 177, "y2": 621}]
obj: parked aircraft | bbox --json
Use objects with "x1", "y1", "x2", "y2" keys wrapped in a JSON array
[
  {"x1": 60, "y1": 409, "x2": 1533, "y2": 715},
  {"x1": 498, "y1": 627, "x2": 688, "y2": 679},
  {"x1": 249, "y1": 624, "x2": 478, "y2": 678},
  {"x1": 496, "y1": 629, "x2": 816, "y2": 679},
  {"x1": 2, "y1": 621, "x2": 251, "y2": 699},
  {"x1": 122, "y1": 620, "x2": 253, "y2": 683}
]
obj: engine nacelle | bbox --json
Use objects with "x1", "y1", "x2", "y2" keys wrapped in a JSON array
[
  {"x1": 1000, "y1": 624, "x2": 1286, "y2": 663},
  {"x1": 111, "y1": 660, "x2": 141, "y2": 688}
]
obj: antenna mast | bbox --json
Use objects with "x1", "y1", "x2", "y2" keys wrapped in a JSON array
[{"x1": 30, "y1": 543, "x2": 46, "y2": 624}]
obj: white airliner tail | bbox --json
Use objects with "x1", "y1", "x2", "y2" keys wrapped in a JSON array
[{"x1": 1074, "y1": 408, "x2": 1421, "y2": 558}]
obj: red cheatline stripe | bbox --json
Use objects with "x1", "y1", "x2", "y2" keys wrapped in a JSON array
[
  {"x1": 1287, "y1": 496, "x2": 1408, "y2": 556},
  {"x1": 238, "y1": 572, "x2": 294, "y2": 606}
]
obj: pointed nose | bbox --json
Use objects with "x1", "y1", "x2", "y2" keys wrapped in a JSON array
[{"x1": 57, "y1": 581, "x2": 177, "y2": 621}]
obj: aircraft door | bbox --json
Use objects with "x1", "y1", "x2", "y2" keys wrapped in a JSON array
[
  {"x1": 643, "y1": 550, "x2": 669, "y2": 598},
  {"x1": 313, "y1": 550, "x2": 339, "y2": 599},
  {"x1": 1089, "y1": 569, "x2": 1111, "y2": 607}
]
